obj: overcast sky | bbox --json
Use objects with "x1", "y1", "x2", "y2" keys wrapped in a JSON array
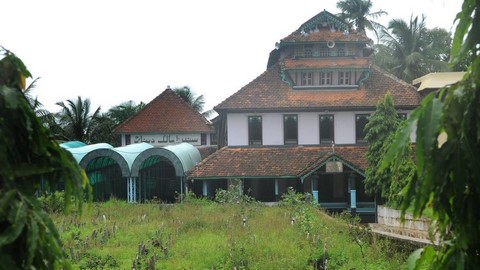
[{"x1": 1, "y1": 0, "x2": 462, "y2": 114}]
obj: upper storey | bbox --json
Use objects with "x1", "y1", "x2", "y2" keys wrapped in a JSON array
[
  {"x1": 215, "y1": 9, "x2": 420, "y2": 112},
  {"x1": 267, "y1": 10, "x2": 373, "y2": 90}
]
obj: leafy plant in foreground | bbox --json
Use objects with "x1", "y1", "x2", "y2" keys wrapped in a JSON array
[
  {"x1": 0, "y1": 47, "x2": 89, "y2": 269},
  {"x1": 380, "y1": 0, "x2": 480, "y2": 268}
]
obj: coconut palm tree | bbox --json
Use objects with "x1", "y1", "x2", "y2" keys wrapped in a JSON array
[
  {"x1": 173, "y1": 86, "x2": 205, "y2": 113},
  {"x1": 336, "y1": 0, "x2": 387, "y2": 38},
  {"x1": 107, "y1": 100, "x2": 145, "y2": 125},
  {"x1": 173, "y1": 86, "x2": 216, "y2": 119},
  {"x1": 377, "y1": 15, "x2": 448, "y2": 82},
  {"x1": 55, "y1": 96, "x2": 101, "y2": 143}
]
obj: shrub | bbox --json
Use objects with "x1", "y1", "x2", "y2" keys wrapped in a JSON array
[
  {"x1": 37, "y1": 191, "x2": 66, "y2": 213},
  {"x1": 214, "y1": 181, "x2": 254, "y2": 204}
]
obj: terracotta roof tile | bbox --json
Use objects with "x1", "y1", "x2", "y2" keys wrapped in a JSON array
[
  {"x1": 114, "y1": 88, "x2": 213, "y2": 133},
  {"x1": 282, "y1": 28, "x2": 372, "y2": 43},
  {"x1": 215, "y1": 64, "x2": 420, "y2": 111},
  {"x1": 187, "y1": 145, "x2": 367, "y2": 179}
]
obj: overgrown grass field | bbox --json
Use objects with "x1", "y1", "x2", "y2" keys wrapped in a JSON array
[{"x1": 51, "y1": 198, "x2": 409, "y2": 269}]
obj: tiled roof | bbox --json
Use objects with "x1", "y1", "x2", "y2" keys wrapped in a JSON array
[
  {"x1": 215, "y1": 64, "x2": 420, "y2": 111},
  {"x1": 114, "y1": 88, "x2": 213, "y2": 133},
  {"x1": 283, "y1": 58, "x2": 370, "y2": 70},
  {"x1": 281, "y1": 28, "x2": 371, "y2": 43},
  {"x1": 280, "y1": 10, "x2": 371, "y2": 44},
  {"x1": 187, "y1": 145, "x2": 367, "y2": 179}
]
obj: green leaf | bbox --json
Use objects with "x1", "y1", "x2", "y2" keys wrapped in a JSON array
[
  {"x1": 26, "y1": 216, "x2": 39, "y2": 268},
  {"x1": 379, "y1": 108, "x2": 418, "y2": 172},
  {"x1": 0, "y1": 253, "x2": 18, "y2": 270},
  {"x1": 0, "y1": 190, "x2": 16, "y2": 217},
  {"x1": 405, "y1": 248, "x2": 424, "y2": 270},
  {"x1": 415, "y1": 96, "x2": 443, "y2": 176},
  {"x1": 415, "y1": 246, "x2": 435, "y2": 269},
  {"x1": 0, "y1": 200, "x2": 27, "y2": 247}
]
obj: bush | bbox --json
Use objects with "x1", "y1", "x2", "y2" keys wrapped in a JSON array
[
  {"x1": 214, "y1": 181, "x2": 254, "y2": 204},
  {"x1": 37, "y1": 191, "x2": 66, "y2": 213}
]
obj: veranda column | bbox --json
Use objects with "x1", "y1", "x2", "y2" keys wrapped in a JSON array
[
  {"x1": 348, "y1": 174, "x2": 356, "y2": 215},
  {"x1": 275, "y1": 179, "x2": 279, "y2": 201},
  {"x1": 202, "y1": 180, "x2": 208, "y2": 197},
  {"x1": 127, "y1": 177, "x2": 137, "y2": 203}
]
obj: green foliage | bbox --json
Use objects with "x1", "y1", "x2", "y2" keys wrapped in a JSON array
[
  {"x1": 214, "y1": 181, "x2": 255, "y2": 204},
  {"x1": 53, "y1": 202, "x2": 407, "y2": 269},
  {"x1": 381, "y1": 1, "x2": 480, "y2": 268},
  {"x1": 37, "y1": 191, "x2": 66, "y2": 214},
  {"x1": 0, "y1": 47, "x2": 89, "y2": 269},
  {"x1": 173, "y1": 86, "x2": 205, "y2": 113},
  {"x1": 364, "y1": 93, "x2": 414, "y2": 206},
  {"x1": 338, "y1": 211, "x2": 372, "y2": 261},
  {"x1": 336, "y1": 0, "x2": 387, "y2": 39},
  {"x1": 55, "y1": 96, "x2": 102, "y2": 144},
  {"x1": 375, "y1": 15, "x2": 449, "y2": 82}
]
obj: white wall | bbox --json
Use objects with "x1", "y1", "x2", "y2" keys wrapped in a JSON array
[
  {"x1": 226, "y1": 110, "x2": 413, "y2": 146},
  {"x1": 334, "y1": 111, "x2": 355, "y2": 144},
  {"x1": 227, "y1": 114, "x2": 248, "y2": 146},
  {"x1": 263, "y1": 114, "x2": 283, "y2": 145},
  {"x1": 298, "y1": 112, "x2": 319, "y2": 145}
]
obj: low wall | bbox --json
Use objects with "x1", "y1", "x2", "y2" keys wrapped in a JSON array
[{"x1": 377, "y1": 205, "x2": 430, "y2": 231}]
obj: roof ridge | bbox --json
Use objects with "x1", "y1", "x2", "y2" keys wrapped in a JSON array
[
  {"x1": 113, "y1": 89, "x2": 170, "y2": 132},
  {"x1": 169, "y1": 88, "x2": 212, "y2": 126},
  {"x1": 114, "y1": 88, "x2": 213, "y2": 133},
  {"x1": 371, "y1": 65, "x2": 417, "y2": 90}
]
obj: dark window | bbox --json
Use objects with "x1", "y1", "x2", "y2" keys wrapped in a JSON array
[
  {"x1": 301, "y1": 72, "x2": 313, "y2": 85},
  {"x1": 210, "y1": 133, "x2": 217, "y2": 145},
  {"x1": 201, "y1": 134, "x2": 207, "y2": 145},
  {"x1": 355, "y1": 114, "x2": 370, "y2": 143},
  {"x1": 304, "y1": 44, "x2": 313, "y2": 57},
  {"x1": 248, "y1": 116, "x2": 262, "y2": 145},
  {"x1": 319, "y1": 45, "x2": 329, "y2": 56},
  {"x1": 320, "y1": 72, "x2": 332, "y2": 85},
  {"x1": 338, "y1": 71, "x2": 351, "y2": 85},
  {"x1": 125, "y1": 134, "x2": 131, "y2": 145},
  {"x1": 284, "y1": 115, "x2": 298, "y2": 145},
  {"x1": 320, "y1": 115, "x2": 334, "y2": 144}
]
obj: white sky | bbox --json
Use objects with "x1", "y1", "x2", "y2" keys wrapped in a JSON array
[{"x1": 1, "y1": 0, "x2": 462, "y2": 114}]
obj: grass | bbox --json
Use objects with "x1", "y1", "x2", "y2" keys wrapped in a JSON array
[{"x1": 51, "y1": 199, "x2": 410, "y2": 269}]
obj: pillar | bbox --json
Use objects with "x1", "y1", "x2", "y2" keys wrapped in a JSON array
[
  {"x1": 348, "y1": 174, "x2": 356, "y2": 215},
  {"x1": 127, "y1": 177, "x2": 137, "y2": 203},
  {"x1": 202, "y1": 180, "x2": 208, "y2": 197}
]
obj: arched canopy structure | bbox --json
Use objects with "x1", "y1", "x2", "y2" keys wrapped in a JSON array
[
  {"x1": 61, "y1": 141, "x2": 201, "y2": 178},
  {"x1": 60, "y1": 141, "x2": 87, "y2": 149},
  {"x1": 60, "y1": 141, "x2": 201, "y2": 203},
  {"x1": 65, "y1": 143, "x2": 114, "y2": 164},
  {"x1": 131, "y1": 143, "x2": 201, "y2": 177}
]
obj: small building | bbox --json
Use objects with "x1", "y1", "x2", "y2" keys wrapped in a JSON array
[
  {"x1": 188, "y1": 10, "x2": 421, "y2": 219},
  {"x1": 114, "y1": 87, "x2": 215, "y2": 147},
  {"x1": 57, "y1": 88, "x2": 218, "y2": 203},
  {"x1": 61, "y1": 141, "x2": 203, "y2": 203}
]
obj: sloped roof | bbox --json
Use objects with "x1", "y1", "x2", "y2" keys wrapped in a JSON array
[
  {"x1": 280, "y1": 10, "x2": 371, "y2": 44},
  {"x1": 187, "y1": 145, "x2": 367, "y2": 179},
  {"x1": 114, "y1": 88, "x2": 213, "y2": 133},
  {"x1": 412, "y1": 72, "x2": 466, "y2": 91},
  {"x1": 282, "y1": 28, "x2": 371, "y2": 44},
  {"x1": 215, "y1": 64, "x2": 420, "y2": 111}
]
